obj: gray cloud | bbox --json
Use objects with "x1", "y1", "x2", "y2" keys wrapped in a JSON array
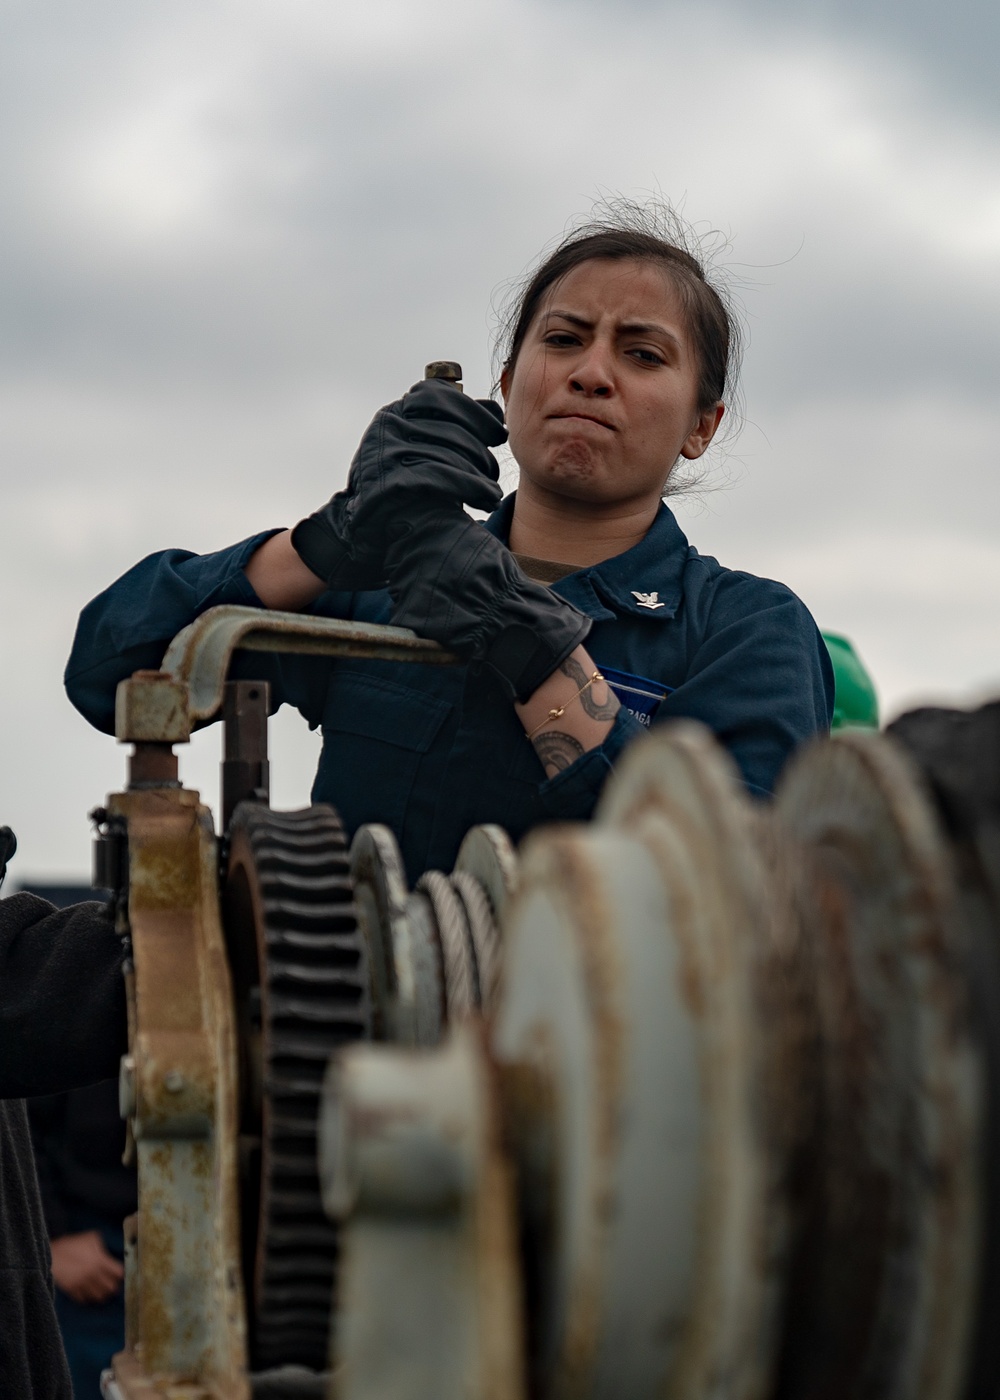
[{"x1": 736, "y1": 0, "x2": 999, "y2": 123}]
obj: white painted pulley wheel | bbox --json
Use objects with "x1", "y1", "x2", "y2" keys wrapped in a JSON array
[
  {"x1": 493, "y1": 722, "x2": 783, "y2": 1400},
  {"x1": 454, "y1": 823, "x2": 519, "y2": 922},
  {"x1": 350, "y1": 824, "x2": 444, "y2": 1046},
  {"x1": 600, "y1": 721, "x2": 793, "y2": 1400}
]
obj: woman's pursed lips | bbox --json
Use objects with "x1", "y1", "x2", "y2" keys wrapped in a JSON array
[{"x1": 546, "y1": 412, "x2": 617, "y2": 431}]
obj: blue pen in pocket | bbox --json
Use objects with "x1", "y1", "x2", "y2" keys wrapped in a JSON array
[{"x1": 598, "y1": 666, "x2": 672, "y2": 728}]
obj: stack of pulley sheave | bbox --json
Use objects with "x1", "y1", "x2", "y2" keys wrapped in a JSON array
[
  {"x1": 312, "y1": 702, "x2": 1000, "y2": 1400},
  {"x1": 100, "y1": 679, "x2": 1000, "y2": 1400}
]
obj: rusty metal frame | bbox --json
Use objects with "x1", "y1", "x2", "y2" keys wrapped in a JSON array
[
  {"x1": 104, "y1": 609, "x2": 457, "y2": 1399},
  {"x1": 159, "y1": 605, "x2": 451, "y2": 733},
  {"x1": 105, "y1": 785, "x2": 248, "y2": 1400}
]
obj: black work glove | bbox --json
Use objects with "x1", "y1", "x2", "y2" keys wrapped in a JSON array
[
  {"x1": 385, "y1": 508, "x2": 592, "y2": 703},
  {"x1": 291, "y1": 378, "x2": 507, "y2": 591}
]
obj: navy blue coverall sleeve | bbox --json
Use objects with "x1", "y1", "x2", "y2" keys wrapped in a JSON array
[{"x1": 65, "y1": 531, "x2": 284, "y2": 734}]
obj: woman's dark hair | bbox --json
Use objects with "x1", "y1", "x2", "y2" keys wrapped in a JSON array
[{"x1": 496, "y1": 202, "x2": 741, "y2": 416}]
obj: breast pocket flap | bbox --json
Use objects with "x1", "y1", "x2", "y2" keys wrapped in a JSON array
[{"x1": 322, "y1": 671, "x2": 451, "y2": 754}]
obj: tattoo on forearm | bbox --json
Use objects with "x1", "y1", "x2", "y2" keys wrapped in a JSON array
[
  {"x1": 558, "y1": 655, "x2": 620, "y2": 722},
  {"x1": 533, "y1": 730, "x2": 585, "y2": 776}
]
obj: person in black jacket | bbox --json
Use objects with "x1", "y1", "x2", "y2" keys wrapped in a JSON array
[
  {"x1": 29, "y1": 1013, "x2": 137, "y2": 1395},
  {"x1": 0, "y1": 828, "x2": 129, "y2": 1399}
]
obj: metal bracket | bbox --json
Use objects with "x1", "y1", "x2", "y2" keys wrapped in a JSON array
[
  {"x1": 113, "y1": 608, "x2": 453, "y2": 745},
  {"x1": 221, "y1": 680, "x2": 270, "y2": 830},
  {"x1": 163, "y1": 605, "x2": 453, "y2": 729}
]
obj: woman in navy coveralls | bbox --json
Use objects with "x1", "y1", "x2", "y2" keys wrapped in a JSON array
[{"x1": 66, "y1": 218, "x2": 833, "y2": 884}]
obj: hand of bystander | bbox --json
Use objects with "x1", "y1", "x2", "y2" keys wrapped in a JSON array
[{"x1": 50, "y1": 1230, "x2": 124, "y2": 1305}]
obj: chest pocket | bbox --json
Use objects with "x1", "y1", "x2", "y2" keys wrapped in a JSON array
[{"x1": 316, "y1": 669, "x2": 452, "y2": 839}]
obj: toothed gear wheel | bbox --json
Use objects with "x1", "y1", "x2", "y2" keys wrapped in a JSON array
[{"x1": 223, "y1": 803, "x2": 372, "y2": 1372}]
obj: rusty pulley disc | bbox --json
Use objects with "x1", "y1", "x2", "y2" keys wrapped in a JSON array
[
  {"x1": 886, "y1": 702, "x2": 1000, "y2": 1400},
  {"x1": 599, "y1": 720, "x2": 799, "y2": 1400},
  {"x1": 223, "y1": 803, "x2": 372, "y2": 1373},
  {"x1": 493, "y1": 721, "x2": 789, "y2": 1400},
  {"x1": 773, "y1": 730, "x2": 982, "y2": 1400}
]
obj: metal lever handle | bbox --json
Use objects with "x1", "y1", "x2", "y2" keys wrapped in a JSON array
[{"x1": 424, "y1": 361, "x2": 463, "y2": 390}]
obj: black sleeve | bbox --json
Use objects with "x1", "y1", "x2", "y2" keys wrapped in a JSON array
[
  {"x1": 0, "y1": 1101, "x2": 74, "y2": 1399},
  {"x1": 0, "y1": 894, "x2": 128, "y2": 1098},
  {"x1": 25, "y1": 1093, "x2": 71, "y2": 1239}
]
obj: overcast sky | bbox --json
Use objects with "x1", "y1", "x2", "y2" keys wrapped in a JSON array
[{"x1": 2, "y1": 0, "x2": 998, "y2": 879}]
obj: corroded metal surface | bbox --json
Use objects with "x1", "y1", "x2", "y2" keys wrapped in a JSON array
[
  {"x1": 888, "y1": 701, "x2": 1000, "y2": 1396},
  {"x1": 423, "y1": 360, "x2": 463, "y2": 385},
  {"x1": 103, "y1": 600, "x2": 996, "y2": 1400},
  {"x1": 108, "y1": 784, "x2": 248, "y2": 1399},
  {"x1": 597, "y1": 721, "x2": 805, "y2": 1400},
  {"x1": 116, "y1": 671, "x2": 192, "y2": 744},
  {"x1": 494, "y1": 824, "x2": 696, "y2": 1400},
  {"x1": 773, "y1": 730, "x2": 982, "y2": 1400},
  {"x1": 350, "y1": 825, "x2": 412, "y2": 1042},
  {"x1": 158, "y1": 606, "x2": 454, "y2": 729},
  {"x1": 488, "y1": 721, "x2": 791, "y2": 1400},
  {"x1": 319, "y1": 1024, "x2": 525, "y2": 1400},
  {"x1": 350, "y1": 823, "x2": 510, "y2": 1046}
]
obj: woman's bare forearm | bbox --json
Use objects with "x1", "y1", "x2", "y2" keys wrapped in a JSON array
[
  {"x1": 514, "y1": 646, "x2": 619, "y2": 778},
  {"x1": 244, "y1": 530, "x2": 327, "y2": 611}
]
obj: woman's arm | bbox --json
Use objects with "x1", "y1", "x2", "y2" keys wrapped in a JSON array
[
  {"x1": 65, "y1": 531, "x2": 284, "y2": 733},
  {"x1": 660, "y1": 573, "x2": 834, "y2": 797},
  {"x1": 514, "y1": 645, "x2": 619, "y2": 778},
  {"x1": 244, "y1": 530, "x2": 326, "y2": 611}
]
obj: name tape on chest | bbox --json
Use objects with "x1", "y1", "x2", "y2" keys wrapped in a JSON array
[{"x1": 599, "y1": 665, "x2": 672, "y2": 728}]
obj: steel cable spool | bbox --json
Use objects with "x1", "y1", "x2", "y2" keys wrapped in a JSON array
[
  {"x1": 417, "y1": 869, "x2": 477, "y2": 1019},
  {"x1": 772, "y1": 730, "x2": 982, "y2": 1400},
  {"x1": 451, "y1": 870, "x2": 501, "y2": 1013},
  {"x1": 349, "y1": 822, "x2": 515, "y2": 1041},
  {"x1": 454, "y1": 823, "x2": 518, "y2": 1014},
  {"x1": 222, "y1": 802, "x2": 372, "y2": 1373},
  {"x1": 492, "y1": 721, "x2": 787, "y2": 1400}
]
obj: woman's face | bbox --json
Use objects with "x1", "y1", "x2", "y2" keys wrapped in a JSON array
[{"x1": 501, "y1": 258, "x2": 724, "y2": 509}]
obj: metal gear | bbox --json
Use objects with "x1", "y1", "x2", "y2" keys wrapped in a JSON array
[{"x1": 223, "y1": 802, "x2": 372, "y2": 1373}]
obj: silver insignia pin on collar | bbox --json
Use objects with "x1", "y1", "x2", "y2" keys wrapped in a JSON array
[{"x1": 632, "y1": 591, "x2": 665, "y2": 610}]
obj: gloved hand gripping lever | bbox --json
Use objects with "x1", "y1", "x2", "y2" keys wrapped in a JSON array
[{"x1": 291, "y1": 361, "x2": 505, "y2": 591}]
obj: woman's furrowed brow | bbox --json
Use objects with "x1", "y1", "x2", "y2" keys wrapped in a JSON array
[
  {"x1": 618, "y1": 320, "x2": 681, "y2": 347},
  {"x1": 541, "y1": 309, "x2": 593, "y2": 329},
  {"x1": 541, "y1": 309, "x2": 680, "y2": 346}
]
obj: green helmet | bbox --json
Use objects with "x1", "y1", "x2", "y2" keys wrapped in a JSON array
[{"x1": 821, "y1": 631, "x2": 879, "y2": 731}]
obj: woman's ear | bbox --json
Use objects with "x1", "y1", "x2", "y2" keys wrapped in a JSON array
[
  {"x1": 499, "y1": 366, "x2": 511, "y2": 406},
  {"x1": 680, "y1": 402, "x2": 725, "y2": 460}
]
